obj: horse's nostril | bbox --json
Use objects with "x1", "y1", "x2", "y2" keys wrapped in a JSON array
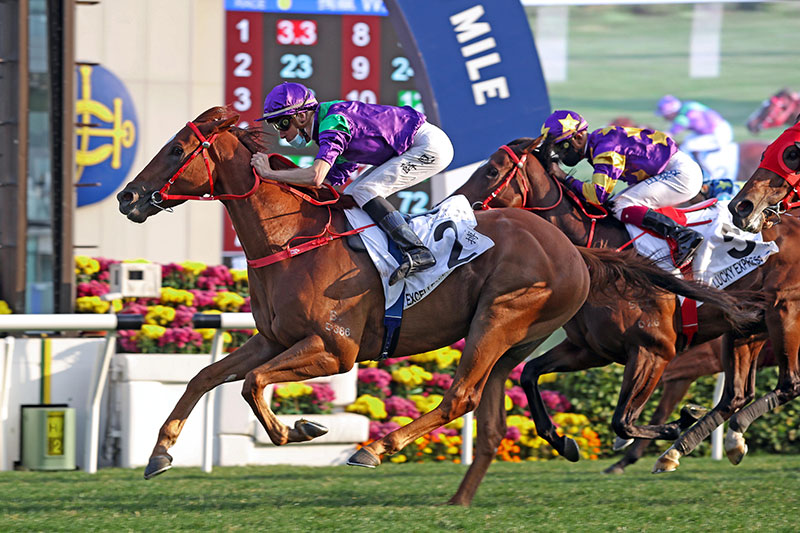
[
  {"x1": 735, "y1": 200, "x2": 754, "y2": 218},
  {"x1": 117, "y1": 189, "x2": 138, "y2": 205}
]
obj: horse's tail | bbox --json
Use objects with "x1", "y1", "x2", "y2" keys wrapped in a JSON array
[{"x1": 578, "y1": 247, "x2": 764, "y2": 332}]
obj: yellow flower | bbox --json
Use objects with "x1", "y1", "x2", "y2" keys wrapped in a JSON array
[
  {"x1": 196, "y1": 328, "x2": 216, "y2": 341},
  {"x1": 139, "y1": 324, "x2": 166, "y2": 340},
  {"x1": 390, "y1": 416, "x2": 413, "y2": 427},
  {"x1": 391, "y1": 365, "x2": 432, "y2": 387},
  {"x1": 0, "y1": 300, "x2": 12, "y2": 314},
  {"x1": 538, "y1": 373, "x2": 557, "y2": 384},
  {"x1": 180, "y1": 261, "x2": 206, "y2": 276},
  {"x1": 359, "y1": 360, "x2": 378, "y2": 368},
  {"x1": 389, "y1": 455, "x2": 407, "y2": 463},
  {"x1": 444, "y1": 417, "x2": 464, "y2": 430},
  {"x1": 409, "y1": 394, "x2": 442, "y2": 414},
  {"x1": 75, "y1": 296, "x2": 110, "y2": 314},
  {"x1": 213, "y1": 291, "x2": 245, "y2": 312},
  {"x1": 275, "y1": 382, "x2": 313, "y2": 399},
  {"x1": 346, "y1": 394, "x2": 387, "y2": 420},
  {"x1": 145, "y1": 305, "x2": 176, "y2": 326},
  {"x1": 231, "y1": 269, "x2": 248, "y2": 283},
  {"x1": 74, "y1": 255, "x2": 99, "y2": 275},
  {"x1": 160, "y1": 287, "x2": 194, "y2": 306},
  {"x1": 408, "y1": 347, "x2": 461, "y2": 370},
  {"x1": 504, "y1": 394, "x2": 513, "y2": 411}
]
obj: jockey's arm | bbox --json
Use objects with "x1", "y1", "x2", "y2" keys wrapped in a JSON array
[{"x1": 251, "y1": 154, "x2": 331, "y2": 187}]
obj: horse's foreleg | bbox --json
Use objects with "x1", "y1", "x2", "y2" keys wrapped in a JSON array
[
  {"x1": 447, "y1": 349, "x2": 530, "y2": 507},
  {"x1": 654, "y1": 337, "x2": 763, "y2": 473},
  {"x1": 145, "y1": 334, "x2": 281, "y2": 478},
  {"x1": 241, "y1": 334, "x2": 353, "y2": 446},
  {"x1": 520, "y1": 340, "x2": 607, "y2": 461}
]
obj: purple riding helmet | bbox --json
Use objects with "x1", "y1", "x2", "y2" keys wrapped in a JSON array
[
  {"x1": 540, "y1": 110, "x2": 589, "y2": 142},
  {"x1": 656, "y1": 95, "x2": 682, "y2": 117},
  {"x1": 255, "y1": 82, "x2": 318, "y2": 122}
]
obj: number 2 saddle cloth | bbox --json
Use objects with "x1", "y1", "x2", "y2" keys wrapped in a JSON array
[{"x1": 344, "y1": 195, "x2": 495, "y2": 311}]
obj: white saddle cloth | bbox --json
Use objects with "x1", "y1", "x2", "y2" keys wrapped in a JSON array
[
  {"x1": 344, "y1": 195, "x2": 495, "y2": 310},
  {"x1": 626, "y1": 200, "x2": 778, "y2": 289}
]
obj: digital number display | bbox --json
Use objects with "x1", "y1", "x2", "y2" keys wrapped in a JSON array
[{"x1": 224, "y1": 8, "x2": 433, "y2": 255}]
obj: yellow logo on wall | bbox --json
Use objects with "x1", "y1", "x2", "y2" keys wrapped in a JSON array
[{"x1": 75, "y1": 64, "x2": 139, "y2": 207}]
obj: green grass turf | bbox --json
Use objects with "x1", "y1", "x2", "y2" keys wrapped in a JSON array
[
  {"x1": 523, "y1": 2, "x2": 800, "y2": 181},
  {"x1": 2, "y1": 455, "x2": 799, "y2": 531}
]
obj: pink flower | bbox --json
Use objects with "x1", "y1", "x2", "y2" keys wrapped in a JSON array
[
  {"x1": 431, "y1": 426, "x2": 458, "y2": 438},
  {"x1": 311, "y1": 383, "x2": 336, "y2": 404},
  {"x1": 509, "y1": 362, "x2": 525, "y2": 382},
  {"x1": 505, "y1": 425, "x2": 521, "y2": 440},
  {"x1": 358, "y1": 367, "x2": 392, "y2": 388},
  {"x1": 451, "y1": 338, "x2": 466, "y2": 351},
  {"x1": 507, "y1": 386, "x2": 528, "y2": 409},
  {"x1": 369, "y1": 420, "x2": 400, "y2": 440},
  {"x1": 541, "y1": 390, "x2": 572, "y2": 412},
  {"x1": 427, "y1": 372, "x2": 453, "y2": 390},
  {"x1": 384, "y1": 396, "x2": 420, "y2": 418}
]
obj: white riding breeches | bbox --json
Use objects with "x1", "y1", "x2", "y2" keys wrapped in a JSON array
[
  {"x1": 344, "y1": 122, "x2": 454, "y2": 207},
  {"x1": 610, "y1": 150, "x2": 704, "y2": 218}
]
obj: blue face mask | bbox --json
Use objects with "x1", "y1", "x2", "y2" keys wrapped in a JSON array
[{"x1": 287, "y1": 129, "x2": 309, "y2": 149}]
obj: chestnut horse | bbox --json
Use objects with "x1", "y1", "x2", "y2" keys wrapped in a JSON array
[
  {"x1": 452, "y1": 138, "x2": 778, "y2": 479},
  {"x1": 725, "y1": 122, "x2": 800, "y2": 465},
  {"x1": 117, "y1": 107, "x2": 722, "y2": 503}
]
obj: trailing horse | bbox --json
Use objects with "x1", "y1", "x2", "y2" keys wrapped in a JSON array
[
  {"x1": 725, "y1": 121, "x2": 800, "y2": 464},
  {"x1": 116, "y1": 107, "x2": 732, "y2": 504},
  {"x1": 452, "y1": 137, "x2": 779, "y2": 483}
]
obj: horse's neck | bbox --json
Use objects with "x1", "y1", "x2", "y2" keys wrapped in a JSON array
[{"x1": 528, "y1": 183, "x2": 629, "y2": 248}]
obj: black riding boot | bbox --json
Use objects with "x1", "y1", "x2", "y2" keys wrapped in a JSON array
[
  {"x1": 641, "y1": 209, "x2": 704, "y2": 268},
  {"x1": 362, "y1": 197, "x2": 436, "y2": 285}
]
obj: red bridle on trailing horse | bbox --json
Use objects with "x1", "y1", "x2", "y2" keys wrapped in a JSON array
[
  {"x1": 757, "y1": 122, "x2": 800, "y2": 211},
  {"x1": 475, "y1": 144, "x2": 607, "y2": 247},
  {"x1": 152, "y1": 121, "x2": 371, "y2": 267}
]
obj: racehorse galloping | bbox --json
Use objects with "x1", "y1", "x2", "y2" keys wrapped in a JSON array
[
  {"x1": 726, "y1": 122, "x2": 800, "y2": 464},
  {"x1": 452, "y1": 137, "x2": 778, "y2": 480},
  {"x1": 746, "y1": 88, "x2": 800, "y2": 134},
  {"x1": 117, "y1": 107, "x2": 712, "y2": 504}
]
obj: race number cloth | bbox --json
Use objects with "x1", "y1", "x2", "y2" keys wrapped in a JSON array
[
  {"x1": 625, "y1": 200, "x2": 778, "y2": 288},
  {"x1": 344, "y1": 195, "x2": 495, "y2": 311}
]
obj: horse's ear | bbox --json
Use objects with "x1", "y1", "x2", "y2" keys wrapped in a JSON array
[
  {"x1": 209, "y1": 115, "x2": 240, "y2": 134},
  {"x1": 523, "y1": 135, "x2": 545, "y2": 153}
]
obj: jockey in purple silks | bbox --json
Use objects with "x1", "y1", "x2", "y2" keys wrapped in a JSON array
[
  {"x1": 541, "y1": 109, "x2": 705, "y2": 268},
  {"x1": 250, "y1": 82, "x2": 454, "y2": 285}
]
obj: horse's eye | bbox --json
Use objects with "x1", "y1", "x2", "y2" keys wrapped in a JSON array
[
  {"x1": 487, "y1": 166, "x2": 499, "y2": 179},
  {"x1": 170, "y1": 145, "x2": 184, "y2": 157},
  {"x1": 783, "y1": 146, "x2": 800, "y2": 171}
]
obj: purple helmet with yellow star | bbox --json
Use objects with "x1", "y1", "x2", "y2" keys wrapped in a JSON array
[
  {"x1": 255, "y1": 82, "x2": 318, "y2": 122},
  {"x1": 541, "y1": 110, "x2": 589, "y2": 143}
]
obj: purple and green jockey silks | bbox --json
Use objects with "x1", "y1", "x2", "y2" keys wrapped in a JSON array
[
  {"x1": 312, "y1": 101, "x2": 426, "y2": 186},
  {"x1": 668, "y1": 101, "x2": 727, "y2": 137},
  {"x1": 567, "y1": 125, "x2": 678, "y2": 206}
]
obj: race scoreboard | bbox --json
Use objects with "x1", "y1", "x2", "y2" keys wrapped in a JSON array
[{"x1": 224, "y1": 0, "x2": 431, "y2": 222}]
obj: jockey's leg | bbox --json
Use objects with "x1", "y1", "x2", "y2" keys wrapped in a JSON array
[
  {"x1": 363, "y1": 196, "x2": 436, "y2": 285},
  {"x1": 345, "y1": 121, "x2": 454, "y2": 285},
  {"x1": 612, "y1": 151, "x2": 704, "y2": 267}
]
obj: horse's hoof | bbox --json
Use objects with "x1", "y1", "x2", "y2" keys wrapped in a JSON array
[
  {"x1": 678, "y1": 403, "x2": 708, "y2": 429},
  {"x1": 295, "y1": 419, "x2": 328, "y2": 440},
  {"x1": 602, "y1": 463, "x2": 626, "y2": 475},
  {"x1": 346, "y1": 447, "x2": 381, "y2": 468},
  {"x1": 144, "y1": 453, "x2": 173, "y2": 480},
  {"x1": 613, "y1": 436, "x2": 634, "y2": 451},
  {"x1": 724, "y1": 429, "x2": 748, "y2": 465},
  {"x1": 652, "y1": 447, "x2": 680, "y2": 474},
  {"x1": 561, "y1": 437, "x2": 581, "y2": 462}
]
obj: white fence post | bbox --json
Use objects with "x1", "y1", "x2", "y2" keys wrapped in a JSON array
[
  {"x1": 202, "y1": 330, "x2": 227, "y2": 473},
  {"x1": 711, "y1": 372, "x2": 725, "y2": 460},
  {"x1": 461, "y1": 411, "x2": 473, "y2": 465},
  {"x1": 0, "y1": 338, "x2": 14, "y2": 471},
  {"x1": 85, "y1": 331, "x2": 118, "y2": 473}
]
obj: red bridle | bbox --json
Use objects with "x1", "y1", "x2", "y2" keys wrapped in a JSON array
[
  {"x1": 475, "y1": 144, "x2": 607, "y2": 247},
  {"x1": 756, "y1": 122, "x2": 800, "y2": 210},
  {"x1": 151, "y1": 120, "x2": 369, "y2": 268},
  {"x1": 151, "y1": 121, "x2": 261, "y2": 207}
]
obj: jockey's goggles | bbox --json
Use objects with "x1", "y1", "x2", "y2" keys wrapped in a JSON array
[{"x1": 268, "y1": 115, "x2": 294, "y2": 132}]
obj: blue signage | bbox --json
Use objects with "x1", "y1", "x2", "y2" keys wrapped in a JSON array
[
  {"x1": 75, "y1": 64, "x2": 139, "y2": 207},
  {"x1": 225, "y1": 0, "x2": 388, "y2": 15},
  {"x1": 385, "y1": 0, "x2": 550, "y2": 169}
]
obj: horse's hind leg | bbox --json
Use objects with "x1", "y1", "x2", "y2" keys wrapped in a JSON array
[
  {"x1": 653, "y1": 337, "x2": 764, "y2": 473},
  {"x1": 520, "y1": 340, "x2": 608, "y2": 461},
  {"x1": 726, "y1": 326, "x2": 798, "y2": 465},
  {"x1": 604, "y1": 375, "x2": 695, "y2": 475},
  {"x1": 448, "y1": 346, "x2": 532, "y2": 507},
  {"x1": 145, "y1": 333, "x2": 282, "y2": 479}
]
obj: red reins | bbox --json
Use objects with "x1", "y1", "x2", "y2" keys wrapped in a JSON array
[
  {"x1": 155, "y1": 121, "x2": 372, "y2": 268},
  {"x1": 477, "y1": 144, "x2": 607, "y2": 247}
]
